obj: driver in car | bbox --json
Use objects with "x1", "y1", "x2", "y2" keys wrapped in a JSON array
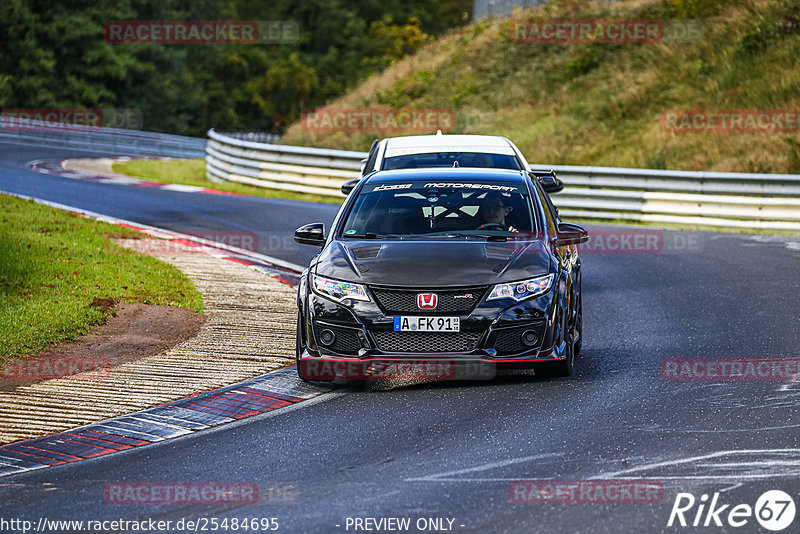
[{"x1": 476, "y1": 193, "x2": 518, "y2": 232}]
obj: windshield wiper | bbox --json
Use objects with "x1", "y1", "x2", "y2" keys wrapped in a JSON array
[
  {"x1": 415, "y1": 232, "x2": 469, "y2": 238},
  {"x1": 419, "y1": 232, "x2": 508, "y2": 241},
  {"x1": 469, "y1": 234, "x2": 508, "y2": 241},
  {"x1": 341, "y1": 232, "x2": 393, "y2": 239}
]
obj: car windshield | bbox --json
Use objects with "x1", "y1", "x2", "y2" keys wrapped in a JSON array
[
  {"x1": 382, "y1": 152, "x2": 522, "y2": 171},
  {"x1": 340, "y1": 180, "x2": 537, "y2": 238}
]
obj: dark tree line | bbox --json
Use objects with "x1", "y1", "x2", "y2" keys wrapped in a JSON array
[{"x1": 0, "y1": 0, "x2": 471, "y2": 136}]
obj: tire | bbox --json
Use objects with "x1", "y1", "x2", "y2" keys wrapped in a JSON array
[{"x1": 573, "y1": 285, "x2": 583, "y2": 356}]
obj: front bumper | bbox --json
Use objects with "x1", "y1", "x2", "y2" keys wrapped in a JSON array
[{"x1": 300, "y1": 280, "x2": 566, "y2": 370}]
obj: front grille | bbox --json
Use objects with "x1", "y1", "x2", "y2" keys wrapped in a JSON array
[
  {"x1": 491, "y1": 324, "x2": 544, "y2": 355},
  {"x1": 315, "y1": 324, "x2": 362, "y2": 355},
  {"x1": 371, "y1": 331, "x2": 482, "y2": 353},
  {"x1": 370, "y1": 286, "x2": 487, "y2": 314}
]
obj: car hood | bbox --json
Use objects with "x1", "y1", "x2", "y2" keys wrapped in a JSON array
[{"x1": 313, "y1": 239, "x2": 553, "y2": 287}]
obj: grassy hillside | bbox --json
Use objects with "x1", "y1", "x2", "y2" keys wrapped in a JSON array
[{"x1": 282, "y1": 0, "x2": 800, "y2": 174}]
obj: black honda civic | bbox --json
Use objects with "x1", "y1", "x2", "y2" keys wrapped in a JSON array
[{"x1": 293, "y1": 168, "x2": 588, "y2": 382}]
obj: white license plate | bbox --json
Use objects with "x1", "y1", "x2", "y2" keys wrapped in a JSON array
[{"x1": 393, "y1": 316, "x2": 460, "y2": 332}]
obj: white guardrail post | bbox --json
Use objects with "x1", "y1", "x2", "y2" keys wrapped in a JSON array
[{"x1": 206, "y1": 129, "x2": 800, "y2": 231}]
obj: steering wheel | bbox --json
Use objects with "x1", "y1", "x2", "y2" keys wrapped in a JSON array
[{"x1": 477, "y1": 222, "x2": 507, "y2": 231}]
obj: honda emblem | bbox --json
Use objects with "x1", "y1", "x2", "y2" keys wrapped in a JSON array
[{"x1": 417, "y1": 293, "x2": 438, "y2": 309}]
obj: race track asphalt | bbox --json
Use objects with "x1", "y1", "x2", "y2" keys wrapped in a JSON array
[{"x1": 1, "y1": 140, "x2": 800, "y2": 533}]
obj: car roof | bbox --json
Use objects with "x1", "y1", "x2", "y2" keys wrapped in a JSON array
[
  {"x1": 383, "y1": 134, "x2": 516, "y2": 157},
  {"x1": 363, "y1": 167, "x2": 527, "y2": 184}
]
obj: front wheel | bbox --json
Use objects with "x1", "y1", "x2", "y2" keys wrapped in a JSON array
[
  {"x1": 573, "y1": 285, "x2": 582, "y2": 356},
  {"x1": 538, "y1": 339, "x2": 574, "y2": 378}
]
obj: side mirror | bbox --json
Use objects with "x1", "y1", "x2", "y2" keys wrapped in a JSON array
[
  {"x1": 294, "y1": 223, "x2": 326, "y2": 246},
  {"x1": 529, "y1": 171, "x2": 565, "y2": 194},
  {"x1": 553, "y1": 222, "x2": 588, "y2": 247},
  {"x1": 359, "y1": 158, "x2": 367, "y2": 174},
  {"x1": 341, "y1": 178, "x2": 359, "y2": 196},
  {"x1": 542, "y1": 176, "x2": 564, "y2": 194}
]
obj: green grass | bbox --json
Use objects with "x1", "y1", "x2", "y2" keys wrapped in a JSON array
[
  {"x1": 113, "y1": 159, "x2": 343, "y2": 205},
  {"x1": 282, "y1": 0, "x2": 800, "y2": 175},
  {"x1": 0, "y1": 194, "x2": 204, "y2": 360}
]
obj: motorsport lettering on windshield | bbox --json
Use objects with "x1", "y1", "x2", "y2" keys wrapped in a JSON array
[{"x1": 368, "y1": 182, "x2": 522, "y2": 193}]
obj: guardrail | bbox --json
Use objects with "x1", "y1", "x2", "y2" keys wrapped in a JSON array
[
  {"x1": 206, "y1": 129, "x2": 363, "y2": 195},
  {"x1": 0, "y1": 118, "x2": 205, "y2": 158},
  {"x1": 208, "y1": 128, "x2": 800, "y2": 231}
]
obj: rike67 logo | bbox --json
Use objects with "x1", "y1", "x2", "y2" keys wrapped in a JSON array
[{"x1": 668, "y1": 490, "x2": 796, "y2": 531}]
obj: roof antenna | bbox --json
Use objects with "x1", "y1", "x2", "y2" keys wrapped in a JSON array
[
  {"x1": 436, "y1": 129, "x2": 443, "y2": 135},
  {"x1": 452, "y1": 160, "x2": 460, "y2": 167}
]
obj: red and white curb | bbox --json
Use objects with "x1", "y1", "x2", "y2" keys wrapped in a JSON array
[
  {"x1": 30, "y1": 158, "x2": 247, "y2": 197},
  {"x1": 0, "y1": 190, "x2": 325, "y2": 477},
  {"x1": 0, "y1": 368, "x2": 335, "y2": 477}
]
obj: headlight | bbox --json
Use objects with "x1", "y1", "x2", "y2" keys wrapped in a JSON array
[
  {"x1": 486, "y1": 274, "x2": 554, "y2": 302},
  {"x1": 312, "y1": 274, "x2": 369, "y2": 303}
]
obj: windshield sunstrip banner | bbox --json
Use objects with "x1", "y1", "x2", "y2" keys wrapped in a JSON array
[{"x1": 366, "y1": 182, "x2": 525, "y2": 193}]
